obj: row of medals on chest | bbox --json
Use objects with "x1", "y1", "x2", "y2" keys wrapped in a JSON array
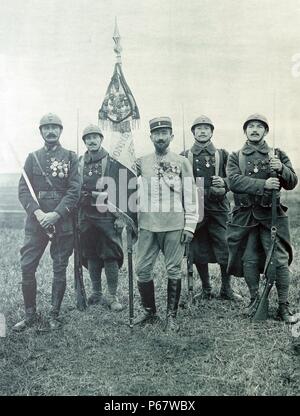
[
  {"x1": 49, "y1": 158, "x2": 69, "y2": 178},
  {"x1": 194, "y1": 156, "x2": 269, "y2": 172},
  {"x1": 84, "y1": 162, "x2": 102, "y2": 176},
  {"x1": 247, "y1": 159, "x2": 269, "y2": 173},
  {"x1": 195, "y1": 156, "x2": 216, "y2": 168}
]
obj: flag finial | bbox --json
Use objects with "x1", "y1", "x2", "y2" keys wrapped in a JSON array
[{"x1": 113, "y1": 17, "x2": 122, "y2": 64}]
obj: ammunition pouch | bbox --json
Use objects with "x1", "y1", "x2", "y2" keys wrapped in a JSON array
[{"x1": 234, "y1": 192, "x2": 281, "y2": 208}]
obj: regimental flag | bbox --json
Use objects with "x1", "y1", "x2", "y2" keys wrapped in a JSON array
[
  {"x1": 98, "y1": 21, "x2": 140, "y2": 176},
  {"x1": 98, "y1": 20, "x2": 139, "y2": 222}
]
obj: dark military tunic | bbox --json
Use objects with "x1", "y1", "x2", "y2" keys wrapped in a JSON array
[
  {"x1": 182, "y1": 141, "x2": 230, "y2": 264},
  {"x1": 79, "y1": 148, "x2": 135, "y2": 268},
  {"x1": 18, "y1": 143, "x2": 81, "y2": 275},
  {"x1": 226, "y1": 140, "x2": 298, "y2": 277}
]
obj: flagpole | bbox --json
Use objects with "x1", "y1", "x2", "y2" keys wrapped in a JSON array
[{"x1": 76, "y1": 108, "x2": 80, "y2": 156}]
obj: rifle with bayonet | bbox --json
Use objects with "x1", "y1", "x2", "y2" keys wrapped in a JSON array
[
  {"x1": 92, "y1": 191, "x2": 137, "y2": 328},
  {"x1": 72, "y1": 208, "x2": 88, "y2": 311},
  {"x1": 252, "y1": 100, "x2": 278, "y2": 321},
  {"x1": 181, "y1": 105, "x2": 194, "y2": 306},
  {"x1": 73, "y1": 109, "x2": 87, "y2": 311}
]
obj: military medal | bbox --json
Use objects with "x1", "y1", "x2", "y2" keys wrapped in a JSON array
[
  {"x1": 89, "y1": 170, "x2": 93, "y2": 176},
  {"x1": 205, "y1": 156, "x2": 210, "y2": 168},
  {"x1": 52, "y1": 172, "x2": 57, "y2": 177}
]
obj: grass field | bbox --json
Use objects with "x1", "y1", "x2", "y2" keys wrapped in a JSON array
[{"x1": 0, "y1": 189, "x2": 299, "y2": 396}]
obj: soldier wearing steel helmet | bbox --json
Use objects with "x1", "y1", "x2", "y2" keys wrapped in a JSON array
[
  {"x1": 13, "y1": 113, "x2": 81, "y2": 331},
  {"x1": 78, "y1": 124, "x2": 134, "y2": 312},
  {"x1": 182, "y1": 116, "x2": 242, "y2": 301},
  {"x1": 226, "y1": 114, "x2": 298, "y2": 321}
]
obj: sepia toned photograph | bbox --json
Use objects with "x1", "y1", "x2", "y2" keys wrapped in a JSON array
[{"x1": 0, "y1": 0, "x2": 299, "y2": 399}]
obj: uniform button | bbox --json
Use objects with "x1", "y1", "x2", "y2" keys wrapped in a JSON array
[
  {"x1": 196, "y1": 159, "x2": 199, "y2": 162},
  {"x1": 196, "y1": 168, "x2": 200, "y2": 171}
]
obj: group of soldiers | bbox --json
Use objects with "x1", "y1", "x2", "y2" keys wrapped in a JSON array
[{"x1": 13, "y1": 111, "x2": 298, "y2": 333}]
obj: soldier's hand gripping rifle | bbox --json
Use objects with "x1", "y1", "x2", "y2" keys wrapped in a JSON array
[
  {"x1": 72, "y1": 208, "x2": 88, "y2": 311},
  {"x1": 252, "y1": 163, "x2": 278, "y2": 321},
  {"x1": 92, "y1": 191, "x2": 137, "y2": 328}
]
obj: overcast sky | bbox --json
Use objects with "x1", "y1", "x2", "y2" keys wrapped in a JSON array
[{"x1": 1, "y1": 0, "x2": 300, "y2": 172}]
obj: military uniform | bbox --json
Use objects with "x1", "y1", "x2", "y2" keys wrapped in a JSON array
[
  {"x1": 135, "y1": 117, "x2": 198, "y2": 331},
  {"x1": 16, "y1": 114, "x2": 81, "y2": 330},
  {"x1": 78, "y1": 124, "x2": 136, "y2": 311},
  {"x1": 226, "y1": 114, "x2": 298, "y2": 320},
  {"x1": 182, "y1": 116, "x2": 239, "y2": 300}
]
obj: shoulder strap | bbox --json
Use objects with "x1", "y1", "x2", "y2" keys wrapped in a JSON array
[
  {"x1": 215, "y1": 150, "x2": 220, "y2": 176},
  {"x1": 238, "y1": 150, "x2": 246, "y2": 175},
  {"x1": 102, "y1": 155, "x2": 109, "y2": 176},
  {"x1": 78, "y1": 155, "x2": 84, "y2": 178},
  {"x1": 33, "y1": 151, "x2": 54, "y2": 188},
  {"x1": 187, "y1": 150, "x2": 193, "y2": 166}
]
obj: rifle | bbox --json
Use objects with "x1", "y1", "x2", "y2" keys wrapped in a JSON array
[
  {"x1": 72, "y1": 209, "x2": 88, "y2": 311},
  {"x1": 182, "y1": 104, "x2": 194, "y2": 304},
  {"x1": 73, "y1": 108, "x2": 87, "y2": 311},
  {"x1": 252, "y1": 101, "x2": 278, "y2": 321},
  {"x1": 92, "y1": 191, "x2": 137, "y2": 328},
  {"x1": 252, "y1": 183, "x2": 277, "y2": 321},
  {"x1": 185, "y1": 244, "x2": 194, "y2": 306}
]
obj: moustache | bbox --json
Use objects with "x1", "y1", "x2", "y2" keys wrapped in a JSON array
[
  {"x1": 251, "y1": 133, "x2": 259, "y2": 136},
  {"x1": 46, "y1": 133, "x2": 57, "y2": 138}
]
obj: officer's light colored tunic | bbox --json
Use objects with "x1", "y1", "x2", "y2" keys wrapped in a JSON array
[
  {"x1": 137, "y1": 151, "x2": 198, "y2": 233},
  {"x1": 135, "y1": 151, "x2": 198, "y2": 282}
]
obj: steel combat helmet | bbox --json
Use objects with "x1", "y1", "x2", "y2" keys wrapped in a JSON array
[
  {"x1": 82, "y1": 124, "x2": 104, "y2": 141},
  {"x1": 39, "y1": 113, "x2": 63, "y2": 130},
  {"x1": 191, "y1": 115, "x2": 214, "y2": 132},
  {"x1": 243, "y1": 113, "x2": 269, "y2": 133}
]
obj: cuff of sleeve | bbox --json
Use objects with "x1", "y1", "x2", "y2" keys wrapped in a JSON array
[
  {"x1": 26, "y1": 202, "x2": 40, "y2": 217},
  {"x1": 54, "y1": 206, "x2": 70, "y2": 218},
  {"x1": 184, "y1": 224, "x2": 196, "y2": 234},
  {"x1": 255, "y1": 179, "x2": 266, "y2": 196},
  {"x1": 278, "y1": 164, "x2": 289, "y2": 181}
]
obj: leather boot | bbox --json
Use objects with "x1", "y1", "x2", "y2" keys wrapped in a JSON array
[
  {"x1": 105, "y1": 261, "x2": 123, "y2": 312},
  {"x1": 134, "y1": 280, "x2": 158, "y2": 325},
  {"x1": 243, "y1": 262, "x2": 260, "y2": 314},
  {"x1": 196, "y1": 263, "x2": 213, "y2": 299},
  {"x1": 219, "y1": 265, "x2": 243, "y2": 301},
  {"x1": 13, "y1": 275, "x2": 37, "y2": 332},
  {"x1": 87, "y1": 259, "x2": 103, "y2": 305},
  {"x1": 49, "y1": 276, "x2": 66, "y2": 330},
  {"x1": 276, "y1": 303, "x2": 297, "y2": 323},
  {"x1": 165, "y1": 279, "x2": 181, "y2": 333}
]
